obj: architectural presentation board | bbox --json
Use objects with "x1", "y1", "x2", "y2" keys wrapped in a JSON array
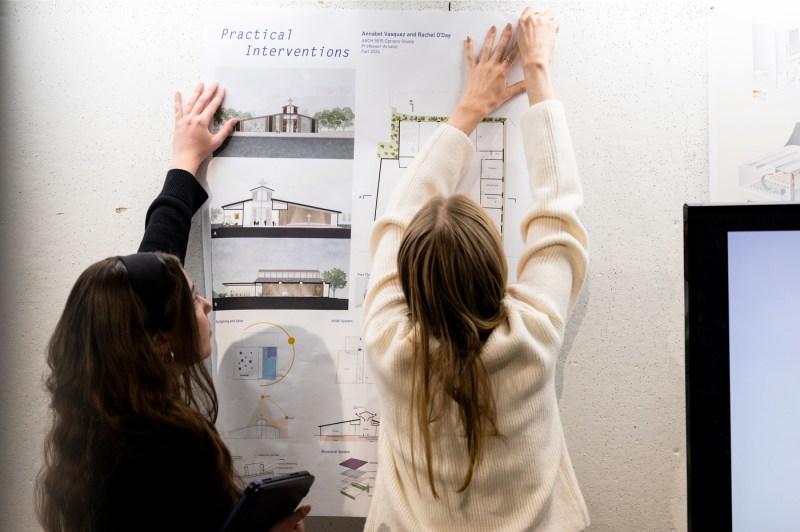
[
  {"x1": 709, "y1": 4, "x2": 800, "y2": 202},
  {"x1": 200, "y1": 8, "x2": 539, "y2": 516}
]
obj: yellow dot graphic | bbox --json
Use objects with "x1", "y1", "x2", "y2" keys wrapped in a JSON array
[{"x1": 288, "y1": 337, "x2": 295, "y2": 345}]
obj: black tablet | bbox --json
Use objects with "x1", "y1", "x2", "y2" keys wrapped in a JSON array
[{"x1": 220, "y1": 470, "x2": 314, "y2": 532}]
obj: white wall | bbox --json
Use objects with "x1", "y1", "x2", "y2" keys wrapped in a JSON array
[{"x1": 0, "y1": 1, "x2": 709, "y2": 530}]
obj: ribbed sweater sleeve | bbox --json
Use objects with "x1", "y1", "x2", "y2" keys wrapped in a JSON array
[
  {"x1": 363, "y1": 123, "x2": 475, "y2": 341},
  {"x1": 510, "y1": 100, "x2": 589, "y2": 333},
  {"x1": 137, "y1": 169, "x2": 209, "y2": 264}
]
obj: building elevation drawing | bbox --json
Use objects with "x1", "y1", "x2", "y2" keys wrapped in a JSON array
[{"x1": 215, "y1": 98, "x2": 355, "y2": 159}]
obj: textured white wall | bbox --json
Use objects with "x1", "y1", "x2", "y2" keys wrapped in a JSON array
[{"x1": 0, "y1": 1, "x2": 708, "y2": 530}]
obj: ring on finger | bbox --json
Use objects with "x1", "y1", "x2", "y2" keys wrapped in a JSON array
[{"x1": 504, "y1": 56, "x2": 514, "y2": 64}]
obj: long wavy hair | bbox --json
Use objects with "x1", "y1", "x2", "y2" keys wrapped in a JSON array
[
  {"x1": 398, "y1": 194, "x2": 509, "y2": 497},
  {"x1": 36, "y1": 252, "x2": 240, "y2": 532}
]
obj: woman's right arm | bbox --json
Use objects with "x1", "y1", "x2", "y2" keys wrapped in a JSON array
[
  {"x1": 511, "y1": 9, "x2": 589, "y2": 331},
  {"x1": 137, "y1": 83, "x2": 236, "y2": 263}
]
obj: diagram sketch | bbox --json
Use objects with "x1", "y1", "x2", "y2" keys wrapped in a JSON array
[
  {"x1": 234, "y1": 322, "x2": 296, "y2": 384},
  {"x1": 337, "y1": 457, "x2": 375, "y2": 500},
  {"x1": 232, "y1": 453, "x2": 300, "y2": 480},
  {"x1": 226, "y1": 395, "x2": 290, "y2": 439},
  {"x1": 739, "y1": 124, "x2": 800, "y2": 200},
  {"x1": 374, "y1": 108, "x2": 506, "y2": 233},
  {"x1": 753, "y1": 23, "x2": 800, "y2": 95},
  {"x1": 318, "y1": 410, "x2": 379, "y2": 442},
  {"x1": 336, "y1": 336, "x2": 372, "y2": 384}
]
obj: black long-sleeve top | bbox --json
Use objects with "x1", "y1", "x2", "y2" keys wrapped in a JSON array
[
  {"x1": 94, "y1": 170, "x2": 232, "y2": 531},
  {"x1": 137, "y1": 168, "x2": 209, "y2": 263}
]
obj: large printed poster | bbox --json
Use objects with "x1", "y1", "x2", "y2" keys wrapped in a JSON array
[
  {"x1": 201, "y1": 9, "x2": 535, "y2": 516},
  {"x1": 710, "y1": 4, "x2": 800, "y2": 202}
]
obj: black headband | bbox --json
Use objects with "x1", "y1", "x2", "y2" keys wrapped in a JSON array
[{"x1": 118, "y1": 252, "x2": 169, "y2": 332}]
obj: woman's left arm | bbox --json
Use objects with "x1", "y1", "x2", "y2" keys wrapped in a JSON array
[{"x1": 137, "y1": 83, "x2": 236, "y2": 263}]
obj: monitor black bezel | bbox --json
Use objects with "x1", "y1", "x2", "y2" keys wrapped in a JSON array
[{"x1": 683, "y1": 202, "x2": 800, "y2": 531}]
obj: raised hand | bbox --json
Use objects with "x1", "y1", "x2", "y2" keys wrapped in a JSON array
[
  {"x1": 170, "y1": 82, "x2": 237, "y2": 175},
  {"x1": 447, "y1": 23, "x2": 526, "y2": 135},
  {"x1": 516, "y1": 8, "x2": 559, "y2": 105}
]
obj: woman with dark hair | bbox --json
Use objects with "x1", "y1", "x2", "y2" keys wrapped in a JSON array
[
  {"x1": 363, "y1": 9, "x2": 590, "y2": 531},
  {"x1": 36, "y1": 83, "x2": 310, "y2": 532}
]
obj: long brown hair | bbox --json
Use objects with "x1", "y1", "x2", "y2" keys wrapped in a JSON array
[
  {"x1": 398, "y1": 194, "x2": 508, "y2": 497},
  {"x1": 36, "y1": 253, "x2": 240, "y2": 531}
]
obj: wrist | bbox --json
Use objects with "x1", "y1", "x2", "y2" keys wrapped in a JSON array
[
  {"x1": 447, "y1": 99, "x2": 487, "y2": 136},
  {"x1": 522, "y1": 61, "x2": 554, "y2": 105},
  {"x1": 170, "y1": 155, "x2": 202, "y2": 176}
]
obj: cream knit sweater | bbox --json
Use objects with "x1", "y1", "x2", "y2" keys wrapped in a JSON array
[{"x1": 363, "y1": 100, "x2": 590, "y2": 531}]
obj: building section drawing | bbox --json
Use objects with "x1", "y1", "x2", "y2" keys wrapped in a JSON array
[
  {"x1": 739, "y1": 124, "x2": 800, "y2": 200},
  {"x1": 234, "y1": 323, "x2": 296, "y2": 385},
  {"x1": 232, "y1": 453, "x2": 299, "y2": 480},
  {"x1": 226, "y1": 395, "x2": 290, "y2": 439},
  {"x1": 374, "y1": 109, "x2": 507, "y2": 233},
  {"x1": 216, "y1": 179, "x2": 345, "y2": 229},
  {"x1": 337, "y1": 458, "x2": 375, "y2": 501},
  {"x1": 318, "y1": 410, "x2": 379, "y2": 442},
  {"x1": 336, "y1": 336, "x2": 373, "y2": 384}
]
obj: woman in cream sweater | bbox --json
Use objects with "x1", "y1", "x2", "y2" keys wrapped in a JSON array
[{"x1": 363, "y1": 8, "x2": 590, "y2": 531}]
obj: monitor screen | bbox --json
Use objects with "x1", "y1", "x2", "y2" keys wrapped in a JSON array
[{"x1": 684, "y1": 204, "x2": 800, "y2": 531}]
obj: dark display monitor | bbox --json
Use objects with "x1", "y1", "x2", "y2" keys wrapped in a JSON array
[{"x1": 684, "y1": 203, "x2": 800, "y2": 531}]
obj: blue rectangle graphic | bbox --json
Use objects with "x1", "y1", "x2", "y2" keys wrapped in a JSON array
[{"x1": 262, "y1": 346, "x2": 277, "y2": 380}]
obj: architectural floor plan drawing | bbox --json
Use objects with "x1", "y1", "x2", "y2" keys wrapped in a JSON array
[{"x1": 374, "y1": 110, "x2": 507, "y2": 233}]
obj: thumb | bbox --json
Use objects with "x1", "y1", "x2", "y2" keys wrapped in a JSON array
[{"x1": 507, "y1": 79, "x2": 527, "y2": 98}]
